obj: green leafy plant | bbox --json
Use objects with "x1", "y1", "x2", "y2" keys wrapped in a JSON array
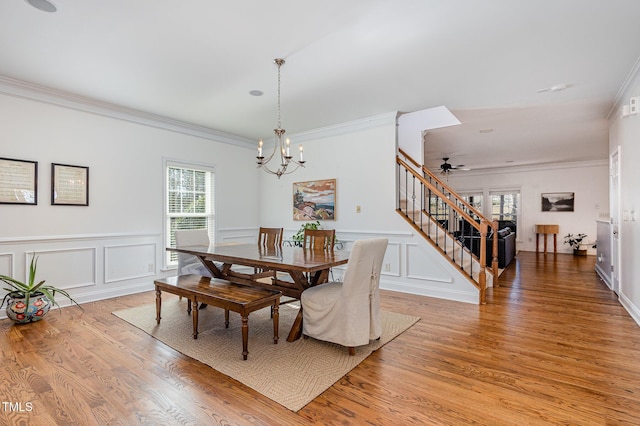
[
  {"x1": 1, "y1": 254, "x2": 83, "y2": 313},
  {"x1": 292, "y1": 220, "x2": 323, "y2": 243},
  {"x1": 563, "y1": 233, "x2": 587, "y2": 250}
]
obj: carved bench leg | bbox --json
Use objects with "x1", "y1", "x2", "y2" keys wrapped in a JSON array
[
  {"x1": 155, "y1": 287, "x2": 162, "y2": 325},
  {"x1": 272, "y1": 302, "x2": 279, "y2": 344},
  {"x1": 192, "y1": 300, "x2": 199, "y2": 339},
  {"x1": 241, "y1": 315, "x2": 249, "y2": 360}
]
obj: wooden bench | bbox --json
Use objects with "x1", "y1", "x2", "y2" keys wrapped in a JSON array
[{"x1": 154, "y1": 274, "x2": 281, "y2": 360}]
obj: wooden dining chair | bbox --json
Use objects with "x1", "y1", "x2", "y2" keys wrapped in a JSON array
[
  {"x1": 258, "y1": 227, "x2": 283, "y2": 248},
  {"x1": 303, "y1": 229, "x2": 335, "y2": 251}
]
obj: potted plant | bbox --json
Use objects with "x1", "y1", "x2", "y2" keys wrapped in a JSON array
[
  {"x1": 291, "y1": 220, "x2": 323, "y2": 246},
  {"x1": 563, "y1": 233, "x2": 587, "y2": 256},
  {"x1": 1, "y1": 254, "x2": 83, "y2": 324}
]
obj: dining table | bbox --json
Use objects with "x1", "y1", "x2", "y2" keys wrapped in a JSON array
[{"x1": 167, "y1": 242, "x2": 350, "y2": 341}]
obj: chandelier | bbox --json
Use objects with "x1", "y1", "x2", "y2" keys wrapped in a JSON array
[{"x1": 256, "y1": 58, "x2": 305, "y2": 178}]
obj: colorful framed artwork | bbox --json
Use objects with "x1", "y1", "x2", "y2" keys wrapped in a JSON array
[
  {"x1": 541, "y1": 192, "x2": 574, "y2": 212},
  {"x1": 293, "y1": 179, "x2": 336, "y2": 220},
  {"x1": 0, "y1": 157, "x2": 38, "y2": 205},
  {"x1": 52, "y1": 163, "x2": 89, "y2": 206}
]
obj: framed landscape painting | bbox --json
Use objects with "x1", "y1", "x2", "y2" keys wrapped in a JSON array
[
  {"x1": 293, "y1": 179, "x2": 336, "y2": 220},
  {"x1": 541, "y1": 192, "x2": 574, "y2": 212}
]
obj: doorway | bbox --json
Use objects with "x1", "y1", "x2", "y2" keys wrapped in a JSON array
[{"x1": 610, "y1": 148, "x2": 621, "y2": 294}]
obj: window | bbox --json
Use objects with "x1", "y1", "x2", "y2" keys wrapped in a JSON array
[
  {"x1": 460, "y1": 192, "x2": 483, "y2": 218},
  {"x1": 489, "y1": 190, "x2": 519, "y2": 236},
  {"x1": 164, "y1": 161, "x2": 215, "y2": 267}
]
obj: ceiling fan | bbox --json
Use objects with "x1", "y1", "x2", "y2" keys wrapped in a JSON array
[{"x1": 439, "y1": 158, "x2": 469, "y2": 175}]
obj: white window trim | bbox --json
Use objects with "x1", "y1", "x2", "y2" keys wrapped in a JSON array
[{"x1": 163, "y1": 158, "x2": 217, "y2": 269}]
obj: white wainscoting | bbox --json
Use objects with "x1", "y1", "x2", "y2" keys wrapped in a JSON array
[
  {"x1": 32, "y1": 247, "x2": 97, "y2": 290},
  {"x1": 0, "y1": 233, "x2": 162, "y2": 318},
  {"x1": 105, "y1": 243, "x2": 156, "y2": 283},
  {"x1": 0, "y1": 252, "x2": 14, "y2": 277}
]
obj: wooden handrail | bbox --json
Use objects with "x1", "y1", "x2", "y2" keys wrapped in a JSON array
[
  {"x1": 398, "y1": 147, "x2": 422, "y2": 169},
  {"x1": 398, "y1": 148, "x2": 494, "y2": 229},
  {"x1": 396, "y1": 149, "x2": 500, "y2": 297},
  {"x1": 397, "y1": 156, "x2": 481, "y2": 230}
]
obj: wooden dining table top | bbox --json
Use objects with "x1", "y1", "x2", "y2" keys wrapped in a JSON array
[{"x1": 168, "y1": 242, "x2": 350, "y2": 273}]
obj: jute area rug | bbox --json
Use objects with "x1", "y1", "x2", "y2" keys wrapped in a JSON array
[{"x1": 112, "y1": 297, "x2": 419, "y2": 412}]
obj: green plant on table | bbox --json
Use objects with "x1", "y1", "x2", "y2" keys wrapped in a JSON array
[{"x1": 292, "y1": 220, "x2": 323, "y2": 243}]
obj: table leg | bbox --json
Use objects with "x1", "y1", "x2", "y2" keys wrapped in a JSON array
[
  {"x1": 241, "y1": 315, "x2": 249, "y2": 360},
  {"x1": 272, "y1": 302, "x2": 279, "y2": 344},
  {"x1": 543, "y1": 234, "x2": 548, "y2": 253},
  {"x1": 287, "y1": 310, "x2": 304, "y2": 342},
  {"x1": 224, "y1": 309, "x2": 230, "y2": 328},
  {"x1": 553, "y1": 234, "x2": 557, "y2": 253},
  {"x1": 155, "y1": 287, "x2": 162, "y2": 324},
  {"x1": 536, "y1": 233, "x2": 540, "y2": 253},
  {"x1": 192, "y1": 300, "x2": 199, "y2": 339}
]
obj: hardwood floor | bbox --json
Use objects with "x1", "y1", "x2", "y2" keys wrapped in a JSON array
[{"x1": 2, "y1": 251, "x2": 640, "y2": 425}]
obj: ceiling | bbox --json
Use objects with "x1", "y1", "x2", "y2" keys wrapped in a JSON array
[{"x1": 2, "y1": 0, "x2": 640, "y2": 171}]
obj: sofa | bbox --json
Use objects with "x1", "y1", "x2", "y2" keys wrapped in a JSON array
[{"x1": 461, "y1": 227, "x2": 516, "y2": 268}]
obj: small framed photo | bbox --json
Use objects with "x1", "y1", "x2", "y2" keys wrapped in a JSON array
[
  {"x1": 541, "y1": 192, "x2": 574, "y2": 212},
  {"x1": 52, "y1": 163, "x2": 89, "y2": 206},
  {"x1": 0, "y1": 157, "x2": 38, "y2": 205}
]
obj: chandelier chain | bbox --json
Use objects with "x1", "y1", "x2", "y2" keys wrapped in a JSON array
[{"x1": 256, "y1": 57, "x2": 305, "y2": 178}]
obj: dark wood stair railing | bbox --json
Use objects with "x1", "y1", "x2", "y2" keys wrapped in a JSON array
[{"x1": 396, "y1": 148, "x2": 499, "y2": 304}]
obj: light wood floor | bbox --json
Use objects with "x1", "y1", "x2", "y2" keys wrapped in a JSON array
[{"x1": 2, "y1": 251, "x2": 640, "y2": 425}]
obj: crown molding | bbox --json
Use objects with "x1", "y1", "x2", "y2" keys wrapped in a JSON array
[
  {"x1": 290, "y1": 111, "x2": 399, "y2": 142},
  {"x1": 0, "y1": 75, "x2": 255, "y2": 147},
  {"x1": 609, "y1": 55, "x2": 640, "y2": 120}
]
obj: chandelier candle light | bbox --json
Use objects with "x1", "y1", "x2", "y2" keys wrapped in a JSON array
[{"x1": 257, "y1": 58, "x2": 305, "y2": 178}]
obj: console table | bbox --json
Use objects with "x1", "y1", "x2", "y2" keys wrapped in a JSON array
[{"x1": 535, "y1": 224, "x2": 559, "y2": 253}]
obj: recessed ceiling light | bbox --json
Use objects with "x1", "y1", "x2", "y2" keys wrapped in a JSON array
[
  {"x1": 25, "y1": 0, "x2": 57, "y2": 12},
  {"x1": 479, "y1": 128, "x2": 494, "y2": 133},
  {"x1": 537, "y1": 83, "x2": 570, "y2": 94},
  {"x1": 249, "y1": 90, "x2": 263, "y2": 96},
  {"x1": 550, "y1": 83, "x2": 568, "y2": 92}
]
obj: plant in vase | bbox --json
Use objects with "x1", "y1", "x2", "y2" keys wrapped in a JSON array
[
  {"x1": 291, "y1": 220, "x2": 322, "y2": 247},
  {"x1": 1, "y1": 254, "x2": 83, "y2": 324},
  {"x1": 291, "y1": 220, "x2": 339, "y2": 247},
  {"x1": 563, "y1": 233, "x2": 587, "y2": 255}
]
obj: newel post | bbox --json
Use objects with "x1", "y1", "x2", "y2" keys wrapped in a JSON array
[
  {"x1": 478, "y1": 221, "x2": 488, "y2": 305},
  {"x1": 491, "y1": 220, "x2": 499, "y2": 286}
]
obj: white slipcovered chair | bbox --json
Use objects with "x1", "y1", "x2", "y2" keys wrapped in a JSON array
[
  {"x1": 175, "y1": 229, "x2": 212, "y2": 277},
  {"x1": 301, "y1": 238, "x2": 388, "y2": 355}
]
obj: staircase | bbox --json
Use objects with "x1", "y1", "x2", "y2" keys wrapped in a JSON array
[{"x1": 396, "y1": 149, "x2": 499, "y2": 304}]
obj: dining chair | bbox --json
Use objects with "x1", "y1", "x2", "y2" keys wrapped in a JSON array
[
  {"x1": 258, "y1": 227, "x2": 283, "y2": 248},
  {"x1": 303, "y1": 228, "x2": 336, "y2": 251},
  {"x1": 300, "y1": 238, "x2": 388, "y2": 355},
  {"x1": 175, "y1": 229, "x2": 212, "y2": 277}
]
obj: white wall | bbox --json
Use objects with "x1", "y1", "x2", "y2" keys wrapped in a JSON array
[
  {"x1": 609, "y1": 65, "x2": 640, "y2": 325},
  {"x1": 445, "y1": 161, "x2": 609, "y2": 254},
  {"x1": 0, "y1": 90, "x2": 259, "y2": 311},
  {"x1": 258, "y1": 113, "x2": 483, "y2": 304}
]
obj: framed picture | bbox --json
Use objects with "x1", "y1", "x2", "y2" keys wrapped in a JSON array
[
  {"x1": 52, "y1": 163, "x2": 89, "y2": 206},
  {"x1": 541, "y1": 192, "x2": 574, "y2": 212},
  {"x1": 293, "y1": 179, "x2": 336, "y2": 220},
  {"x1": 0, "y1": 157, "x2": 38, "y2": 205}
]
